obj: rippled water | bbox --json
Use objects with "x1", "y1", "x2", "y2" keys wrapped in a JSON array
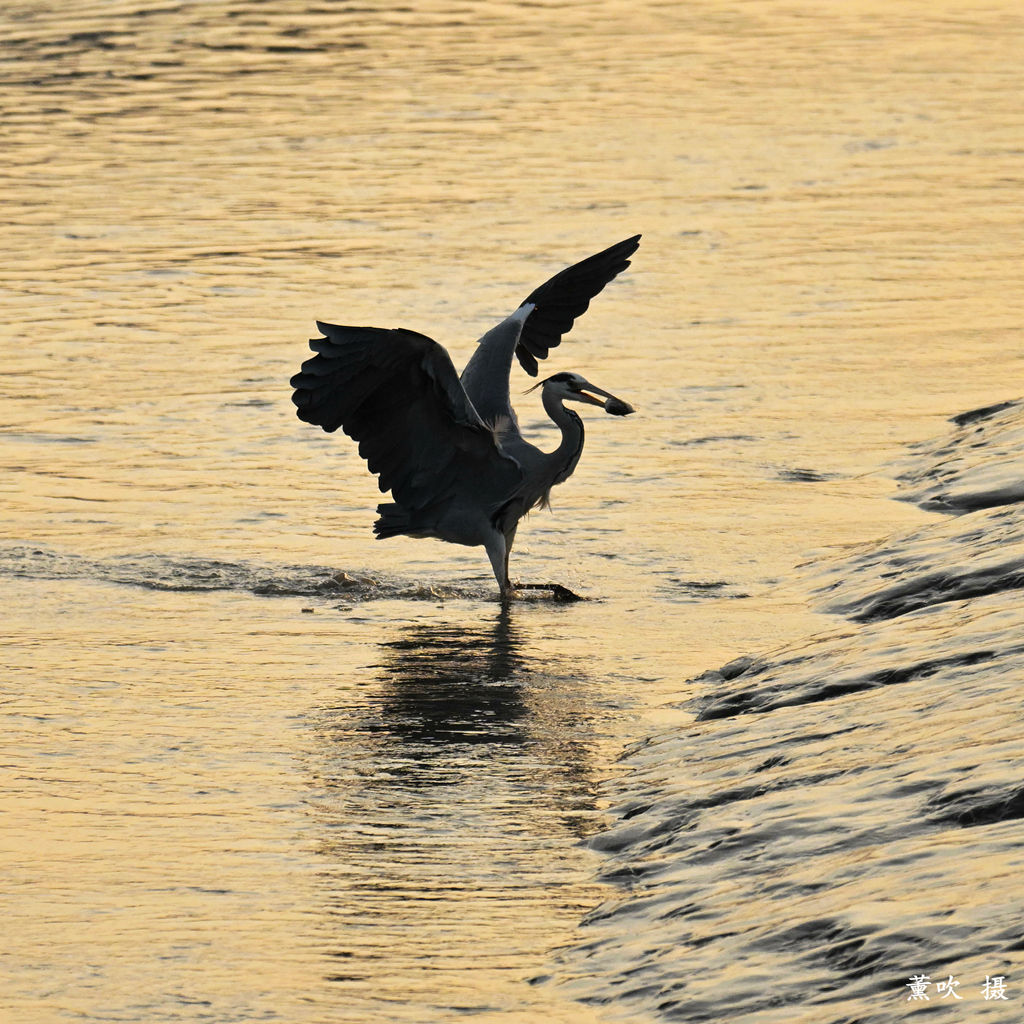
[
  {"x1": 4, "y1": 1, "x2": 1024, "y2": 1021},
  {"x1": 555, "y1": 403, "x2": 1024, "y2": 1021}
]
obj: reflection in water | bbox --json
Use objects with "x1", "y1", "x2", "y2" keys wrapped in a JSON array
[
  {"x1": 304, "y1": 608, "x2": 609, "y2": 1020},
  {"x1": 372, "y1": 607, "x2": 528, "y2": 748}
]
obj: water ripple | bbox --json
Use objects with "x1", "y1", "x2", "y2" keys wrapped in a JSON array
[
  {"x1": 554, "y1": 402, "x2": 1024, "y2": 1020},
  {"x1": 0, "y1": 544, "x2": 471, "y2": 601}
]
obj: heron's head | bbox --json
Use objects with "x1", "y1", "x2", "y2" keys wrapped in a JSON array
[{"x1": 530, "y1": 371, "x2": 635, "y2": 416}]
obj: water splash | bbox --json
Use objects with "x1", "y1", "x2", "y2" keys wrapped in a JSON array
[{"x1": 0, "y1": 544, "x2": 471, "y2": 602}]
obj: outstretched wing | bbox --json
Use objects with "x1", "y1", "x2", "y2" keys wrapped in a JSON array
[
  {"x1": 516, "y1": 234, "x2": 640, "y2": 375},
  {"x1": 459, "y1": 235, "x2": 641, "y2": 425},
  {"x1": 290, "y1": 323, "x2": 522, "y2": 514}
]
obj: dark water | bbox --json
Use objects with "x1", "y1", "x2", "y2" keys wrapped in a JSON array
[{"x1": 554, "y1": 403, "x2": 1024, "y2": 1022}]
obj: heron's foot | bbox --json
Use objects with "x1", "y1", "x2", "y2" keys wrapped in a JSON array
[{"x1": 513, "y1": 582, "x2": 584, "y2": 602}]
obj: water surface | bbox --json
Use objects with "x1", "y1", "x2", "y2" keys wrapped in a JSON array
[{"x1": 3, "y1": 1, "x2": 1024, "y2": 1021}]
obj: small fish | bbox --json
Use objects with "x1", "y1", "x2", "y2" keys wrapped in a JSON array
[{"x1": 605, "y1": 396, "x2": 635, "y2": 416}]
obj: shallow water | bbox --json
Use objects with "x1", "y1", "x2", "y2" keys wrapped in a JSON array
[{"x1": 3, "y1": 1, "x2": 1024, "y2": 1021}]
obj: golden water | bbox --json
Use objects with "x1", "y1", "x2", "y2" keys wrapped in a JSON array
[{"x1": 3, "y1": 1, "x2": 1024, "y2": 1021}]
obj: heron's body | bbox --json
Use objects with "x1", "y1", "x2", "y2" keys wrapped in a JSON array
[{"x1": 290, "y1": 236, "x2": 640, "y2": 598}]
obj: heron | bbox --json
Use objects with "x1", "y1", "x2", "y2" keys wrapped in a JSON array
[{"x1": 290, "y1": 235, "x2": 640, "y2": 600}]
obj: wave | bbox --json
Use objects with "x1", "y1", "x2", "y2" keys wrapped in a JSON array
[{"x1": 553, "y1": 399, "x2": 1024, "y2": 1021}]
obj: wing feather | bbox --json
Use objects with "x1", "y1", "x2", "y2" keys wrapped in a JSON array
[
  {"x1": 516, "y1": 234, "x2": 640, "y2": 375},
  {"x1": 290, "y1": 324, "x2": 522, "y2": 515},
  {"x1": 459, "y1": 235, "x2": 641, "y2": 422}
]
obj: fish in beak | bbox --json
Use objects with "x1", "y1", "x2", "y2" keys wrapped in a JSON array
[{"x1": 571, "y1": 379, "x2": 635, "y2": 416}]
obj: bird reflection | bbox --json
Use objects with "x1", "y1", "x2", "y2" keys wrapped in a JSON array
[
  {"x1": 307, "y1": 606, "x2": 607, "y2": 1003},
  {"x1": 309, "y1": 604, "x2": 602, "y2": 834},
  {"x1": 372, "y1": 605, "x2": 528, "y2": 747}
]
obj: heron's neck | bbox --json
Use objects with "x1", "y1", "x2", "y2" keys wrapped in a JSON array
[{"x1": 541, "y1": 387, "x2": 585, "y2": 484}]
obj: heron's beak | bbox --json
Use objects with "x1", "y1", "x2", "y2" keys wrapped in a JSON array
[{"x1": 573, "y1": 380, "x2": 635, "y2": 416}]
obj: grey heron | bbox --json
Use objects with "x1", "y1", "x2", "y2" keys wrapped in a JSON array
[{"x1": 290, "y1": 235, "x2": 640, "y2": 599}]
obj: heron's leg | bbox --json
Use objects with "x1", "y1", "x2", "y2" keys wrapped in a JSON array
[
  {"x1": 484, "y1": 533, "x2": 512, "y2": 600},
  {"x1": 500, "y1": 526, "x2": 583, "y2": 601},
  {"x1": 503, "y1": 525, "x2": 517, "y2": 589}
]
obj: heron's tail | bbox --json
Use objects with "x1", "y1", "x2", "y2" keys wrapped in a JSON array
[{"x1": 374, "y1": 502, "x2": 413, "y2": 539}]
